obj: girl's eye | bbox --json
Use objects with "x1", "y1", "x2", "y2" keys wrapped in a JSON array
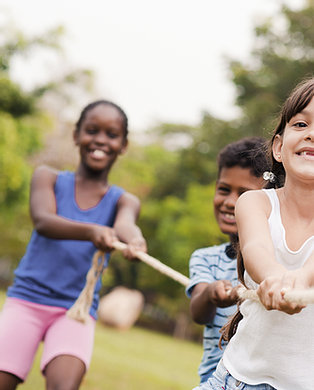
[
  {"x1": 86, "y1": 127, "x2": 98, "y2": 134},
  {"x1": 293, "y1": 121, "x2": 307, "y2": 128},
  {"x1": 218, "y1": 187, "x2": 230, "y2": 194},
  {"x1": 107, "y1": 132, "x2": 119, "y2": 139}
]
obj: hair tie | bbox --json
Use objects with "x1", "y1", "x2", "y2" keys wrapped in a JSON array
[{"x1": 263, "y1": 171, "x2": 276, "y2": 183}]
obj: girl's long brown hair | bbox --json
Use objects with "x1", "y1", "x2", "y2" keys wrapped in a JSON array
[{"x1": 220, "y1": 77, "x2": 314, "y2": 345}]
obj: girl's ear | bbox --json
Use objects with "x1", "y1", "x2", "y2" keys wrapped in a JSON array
[
  {"x1": 272, "y1": 134, "x2": 283, "y2": 162},
  {"x1": 119, "y1": 139, "x2": 128, "y2": 155},
  {"x1": 73, "y1": 130, "x2": 79, "y2": 145}
]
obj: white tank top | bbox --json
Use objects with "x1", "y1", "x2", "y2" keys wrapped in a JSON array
[{"x1": 223, "y1": 188, "x2": 314, "y2": 390}]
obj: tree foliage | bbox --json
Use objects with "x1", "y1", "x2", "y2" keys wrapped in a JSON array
[
  {"x1": 147, "y1": 114, "x2": 244, "y2": 199},
  {"x1": 229, "y1": 0, "x2": 314, "y2": 137}
]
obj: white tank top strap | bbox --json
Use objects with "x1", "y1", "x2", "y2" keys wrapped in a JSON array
[{"x1": 262, "y1": 188, "x2": 280, "y2": 220}]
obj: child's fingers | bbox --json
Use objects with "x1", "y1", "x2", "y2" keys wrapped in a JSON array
[
  {"x1": 96, "y1": 227, "x2": 119, "y2": 252},
  {"x1": 280, "y1": 288, "x2": 306, "y2": 313},
  {"x1": 215, "y1": 281, "x2": 238, "y2": 306},
  {"x1": 258, "y1": 279, "x2": 305, "y2": 314},
  {"x1": 122, "y1": 238, "x2": 147, "y2": 260},
  {"x1": 278, "y1": 271, "x2": 308, "y2": 313},
  {"x1": 130, "y1": 237, "x2": 147, "y2": 252},
  {"x1": 257, "y1": 277, "x2": 276, "y2": 309},
  {"x1": 257, "y1": 278, "x2": 290, "y2": 311},
  {"x1": 217, "y1": 280, "x2": 232, "y2": 296},
  {"x1": 228, "y1": 285, "x2": 241, "y2": 302},
  {"x1": 120, "y1": 243, "x2": 139, "y2": 261}
]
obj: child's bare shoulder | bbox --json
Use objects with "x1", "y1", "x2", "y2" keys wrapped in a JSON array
[
  {"x1": 236, "y1": 189, "x2": 270, "y2": 213},
  {"x1": 239, "y1": 189, "x2": 266, "y2": 201},
  {"x1": 119, "y1": 191, "x2": 140, "y2": 203},
  {"x1": 32, "y1": 165, "x2": 59, "y2": 184}
]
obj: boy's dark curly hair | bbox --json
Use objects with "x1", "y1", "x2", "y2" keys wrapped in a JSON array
[{"x1": 217, "y1": 136, "x2": 271, "y2": 179}]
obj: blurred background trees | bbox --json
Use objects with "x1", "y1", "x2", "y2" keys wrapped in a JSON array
[
  {"x1": 1, "y1": 0, "x2": 313, "y2": 337},
  {"x1": 230, "y1": 0, "x2": 314, "y2": 137}
]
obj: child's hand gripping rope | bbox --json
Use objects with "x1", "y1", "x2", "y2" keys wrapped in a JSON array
[
  {"x1": 67, "y1": 241, "x2": 191, "y2": 323},
  {"x1": 236, "y1": 285, "x2": 314, "y2": 308}
]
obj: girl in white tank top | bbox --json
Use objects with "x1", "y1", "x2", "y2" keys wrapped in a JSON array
[{"x1": 194, "y1": 78, "x2": 314, "y2": 390}]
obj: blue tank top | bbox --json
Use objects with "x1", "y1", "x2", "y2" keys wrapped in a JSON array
[{"x1": 7, "y1": 171, "x2": 125, "y2": 319}]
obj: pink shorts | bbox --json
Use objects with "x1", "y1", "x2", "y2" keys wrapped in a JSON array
[{"x1": 0, "y1": 297, "x2": 96, "y2": 381}]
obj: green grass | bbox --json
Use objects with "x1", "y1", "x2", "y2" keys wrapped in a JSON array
[{"x1": 0, "y1": 292, "x2": 202, "y2": 389}]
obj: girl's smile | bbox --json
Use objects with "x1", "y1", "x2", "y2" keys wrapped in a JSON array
[
  {"x1": 90, "y1": 149, "x2": 107, "y2": 159},
  {"x1": 296, "y1": 148, "x2": 314, "y2": 159}
]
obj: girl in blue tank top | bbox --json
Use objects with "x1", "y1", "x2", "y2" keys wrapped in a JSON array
[{"x1": 0, "y1": 100, "x2": 147, "y2": 389}]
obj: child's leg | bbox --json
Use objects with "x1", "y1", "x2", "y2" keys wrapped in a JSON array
[
  {"x1": 45, "y1": 355, "x2": 85, "y2": 390},
  {"x1": 0, "y1": 298, "x2": 45, "y2": 383},
  {"x1": 41, "y1": 313, "x2": 95, "y2": 389},
  {"x1": 0, "y1": 372, "x2": 21, "y2": 390}
]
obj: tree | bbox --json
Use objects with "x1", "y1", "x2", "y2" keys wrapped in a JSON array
[
  {"x1": 147, "y1": 114, "x2": 243, "y2": 199},
  {"x1": 229, "y1": 0, "x2": 314, "y2": 137}
]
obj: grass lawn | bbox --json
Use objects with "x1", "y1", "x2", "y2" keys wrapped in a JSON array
[{"x1": 0, "y1": 291, "x2": 202, "y2": 389}]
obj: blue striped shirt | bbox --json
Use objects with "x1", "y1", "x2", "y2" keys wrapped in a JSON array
[{"x1": 186, "y1": 242, "x2": 238, "y2": 383}]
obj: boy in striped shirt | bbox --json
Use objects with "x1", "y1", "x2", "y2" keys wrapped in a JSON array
[{"x1": 186, "y1": 137, "x2": 270, "y2": 384}]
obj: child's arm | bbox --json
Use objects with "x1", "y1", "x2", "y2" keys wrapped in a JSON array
[
  {"x1": 236, "y1": 190, "x2": 306, "y2": 314},
  {"x1": 30, "y1": 166, "x2": 118, "y2": 252},
  {"x1": 113, "y1": 192, "x2": 147, "y2": 259},
  {"x1": 190, "y1": 281, "x2": 238, "y2": 324},
  {"x1": 236, "y1": 190, "x2": 287, "y2": 284}
]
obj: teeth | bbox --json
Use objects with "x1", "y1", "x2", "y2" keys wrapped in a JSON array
[
  {"x1": 300, "y1": 151, "x2": 314, "y2": 156},
  {"x1": 224, "y1": 213, "x2": 235, "y2": 220},
  {"x1": 92, "y1": 150, "x2": 105, "y2": 158}
]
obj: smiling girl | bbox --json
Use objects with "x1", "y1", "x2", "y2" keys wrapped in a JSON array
[
  {"x1": 194, "y1": 78, "x2": 314, "y2": 390},
  {"x1": 0, "y1": 100, "x2": 147, "y2": 390}
]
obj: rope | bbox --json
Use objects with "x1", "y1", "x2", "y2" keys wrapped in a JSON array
[
  {"x1": 67, "y1": 241, "x2": 190, "y2": 323},
  {"x1": 67, "y1": 242, "x2": 314, "y2": 323},
  {"x1": 67, "y1": 251, "x2": 106, "y2": 323},
  {"x1": 112, "y1": 241, "x2": 191, "y2": 288},
  {"x1": 237, "y1": 285, "x2": 314, "y2": 305}
]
